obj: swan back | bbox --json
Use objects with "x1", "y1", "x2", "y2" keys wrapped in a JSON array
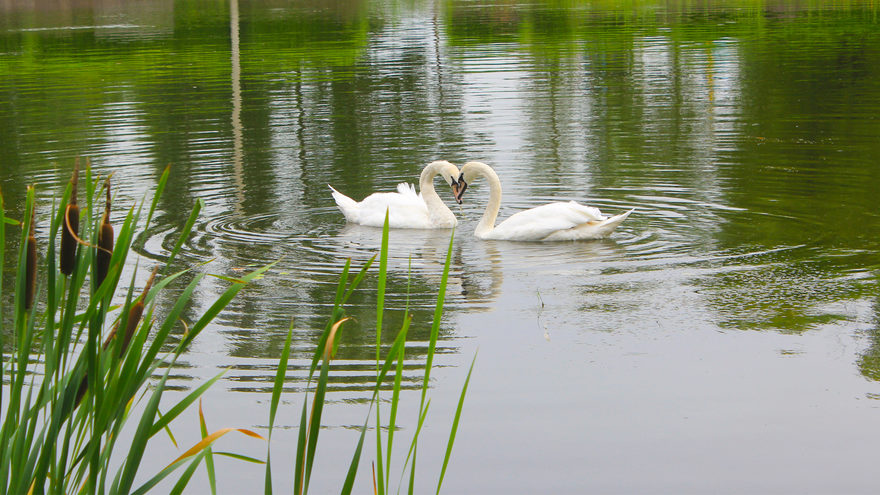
[
  {"x1": 328, "y1": 160, "x2": 461, "y2": 229},
  {"x1": 458, "y1": 161, "x2": 632, "y2": 241}
]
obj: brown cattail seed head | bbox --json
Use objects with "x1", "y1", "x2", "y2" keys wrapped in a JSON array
[
  {"x1": 60, "y1": 159, "x2": 80, "y2": 276},
  {"x1": 25, "y1": 200, "x2": 37, "y2": 311},
  {"x1": 96, "y1": 177, "x2": 114, "y2": 288}
]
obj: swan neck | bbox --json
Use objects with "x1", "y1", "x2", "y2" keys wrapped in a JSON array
[
  {"x1": 474, "y1": 163, "x2": 502, "y2": 238},
  {"x1": 419, "y1": 162, "x2": 456, "y2": 227},
  {"x1": 419, "y1": 162, "x2": 443, "y2": 204}
]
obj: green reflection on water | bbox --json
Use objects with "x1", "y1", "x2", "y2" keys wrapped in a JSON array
[{"x1": 1, "y1": 0, "x2": 879, "y2": 381}]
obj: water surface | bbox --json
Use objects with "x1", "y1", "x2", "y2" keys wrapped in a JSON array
[{"x1": 2, "y1": 0, "x2": 880, "y2": 492}]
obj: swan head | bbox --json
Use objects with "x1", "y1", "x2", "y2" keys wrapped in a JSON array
[
  {"x1": 429, "y1": 160, "x2": 465, "y2": 205},
  {"x1": 454, "y1": 173, "x2": 468, "y2": 203},
  {"x1": 454, "y1": 161, "x2": 492, "y2": 203}
]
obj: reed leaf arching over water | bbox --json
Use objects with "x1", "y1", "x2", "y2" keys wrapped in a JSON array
[{"x1": 1, "y1": 162, "x2": 474, "y2": 493}]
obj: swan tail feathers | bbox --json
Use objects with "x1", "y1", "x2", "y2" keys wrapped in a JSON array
[
  {"x1": 590, "y1": 208, "x2": 633, "y2": 236},
  {"x1": 328, "y1": 184, "x2": 360, "y2": 223},
  {"x1": 396, "y1": 182, "x2": 420, "y2": 198}
]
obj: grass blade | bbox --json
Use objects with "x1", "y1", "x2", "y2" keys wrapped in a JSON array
[
  {"x1": 199, "y1": 400, "x2": 218, "y2": 495},
  {"x1": 436, "y1": 353, "x2": 476, "y2": 494},
  {"x1": 166, "y1": 198, "x2": 203, "y2": 267},
  {"x1": 265, "y1": 324, "x2": 293, "y2": 495}
]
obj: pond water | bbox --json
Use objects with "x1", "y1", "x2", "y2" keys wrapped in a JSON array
[{"x1": 3, "y1": 0, "x2": 880, "y2": 492}]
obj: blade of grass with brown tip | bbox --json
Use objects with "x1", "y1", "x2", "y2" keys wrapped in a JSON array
[{"x1": 167, "y1": 427, "x2": 264, "y2": 470}]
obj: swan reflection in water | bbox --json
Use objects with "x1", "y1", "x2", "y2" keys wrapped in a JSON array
[{"x1": 330, "y1": 223, "x2": 503, "y2": 311}]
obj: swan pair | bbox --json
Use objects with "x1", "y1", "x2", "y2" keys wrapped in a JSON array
[{"x1": 329, "y1": 160, "x2": 632, "y2": 241}]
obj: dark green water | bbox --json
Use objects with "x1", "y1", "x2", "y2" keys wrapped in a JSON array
[{"x1": 2, "y1": 0, "x2": 880, "y2": 492}]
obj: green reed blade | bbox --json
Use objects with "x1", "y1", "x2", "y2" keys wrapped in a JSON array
[
  {"x1": 198, "y1": 401, "x2": 218, "y2": 495},
  {"x1": 340, "y1": 410, "x2": 370, "y2": 495},
  {"x1": 303, "y1": 327, "x2": 338, "y2": 494},
  {"x1": 265, "y1": 324, "x2": 293, "y2": 495},
  {"x1": 169, "y1": 449, "x2": 208, "y2": 495},
  {"x1": 404, "y1": 400, "x2": 431, "y2": 495},
  {"x1": 376, "y1": 210, "x2": 389, "y2": 362},
  {"x1": 405, "y1": 227, "x2": 455, "y2": 492},
  {"x1": 149, "y1": 371, "x2": 226, "y2": 437},
  {"x1": 375, "y1": 211, "x2": 390, "y2": 495},
  {"x1": 167, "y1": 197, "x2": 202, "y2": 268},
  {"x1": 2, "y1": 188, "x2": 35, "y2": 472},
  {"x1": 341, "y1": 254, "x2": 376, "y2": 305},
  {"x1": 114, "y1": 358, "x2": 176, "y2": 495},
  {"x1": 143, "y1": 165, "x2": 170, "y2": 231},
  {"x1": 293, "y1": 393, "x2": 308, "y2": 495},
  {"x1": 214, "y1": 452, "x2": 265, "y2": 464},
  {"x1": 437, "y1": 353, "x2": 476, "y2": 495},
  {"x1": 342, "y1": 319, "x2": 410, "y2": 494},
  {"x1": 334, "y1": 258, "x2": 351, "y2": 307},
  {"x1": 139, "y1": 272, "x2": 205, "y2": 377},
  {"x1": 421, "y1": 227, "x2": 454, "y2": 404},
  {"x1": 129, "y1": 455, "x2": 201, "y2": 495},
  {"x1": 179, "y1": 261, "x2": 276, "y2": 351},
  {"x1": 385, "y1": 314, "x2": 410, "y2": 491}
]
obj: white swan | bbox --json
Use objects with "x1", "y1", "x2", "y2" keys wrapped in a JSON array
[
  {"x1": 455, "y1": 161, "x2": 632, "y2": 241},
  {"x1": 329, "y1": 160, "x2": 463, "y2": 229}
]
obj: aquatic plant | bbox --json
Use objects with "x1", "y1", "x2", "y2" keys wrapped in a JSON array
[
  {"x1": 0, "y1": 164, "x2": 266, "y2": 494},
  {"x1": 0, "y1": 163, "x2": 473, "y2": 494},
  {"x1": 264, "y1": 212, "x2": 475, "y2": 495}
]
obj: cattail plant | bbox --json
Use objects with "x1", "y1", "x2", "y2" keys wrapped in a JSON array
[
  {"x1": 95, "y1": 176, "x2": 114, "y2": 289},
  {"x1": 60, "y1": 158, "x2": 80, "y2": 276},
  {"x1": 1, "y1": 165, "x2": 272, "y2": 494},
  {"x1": 102, "y1": 266, "x2": 158, "y2": 355},
  {"x1": 78, "y1": 266, "x2": 159, "y2": 406},
  {"x1": 24, "y1": 190, "x2": 36, "y2": 311}
]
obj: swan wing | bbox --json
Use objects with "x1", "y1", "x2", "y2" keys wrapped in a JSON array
[
  {"x1": 350, "y1": 187, "x2": 434, "y2": 228},
  {"x1": 396, "y1": 182, "x2": 421, "y2": 198},
  {"x1": 488, "y1": 201, "x2": 621, "y2": 241}
]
